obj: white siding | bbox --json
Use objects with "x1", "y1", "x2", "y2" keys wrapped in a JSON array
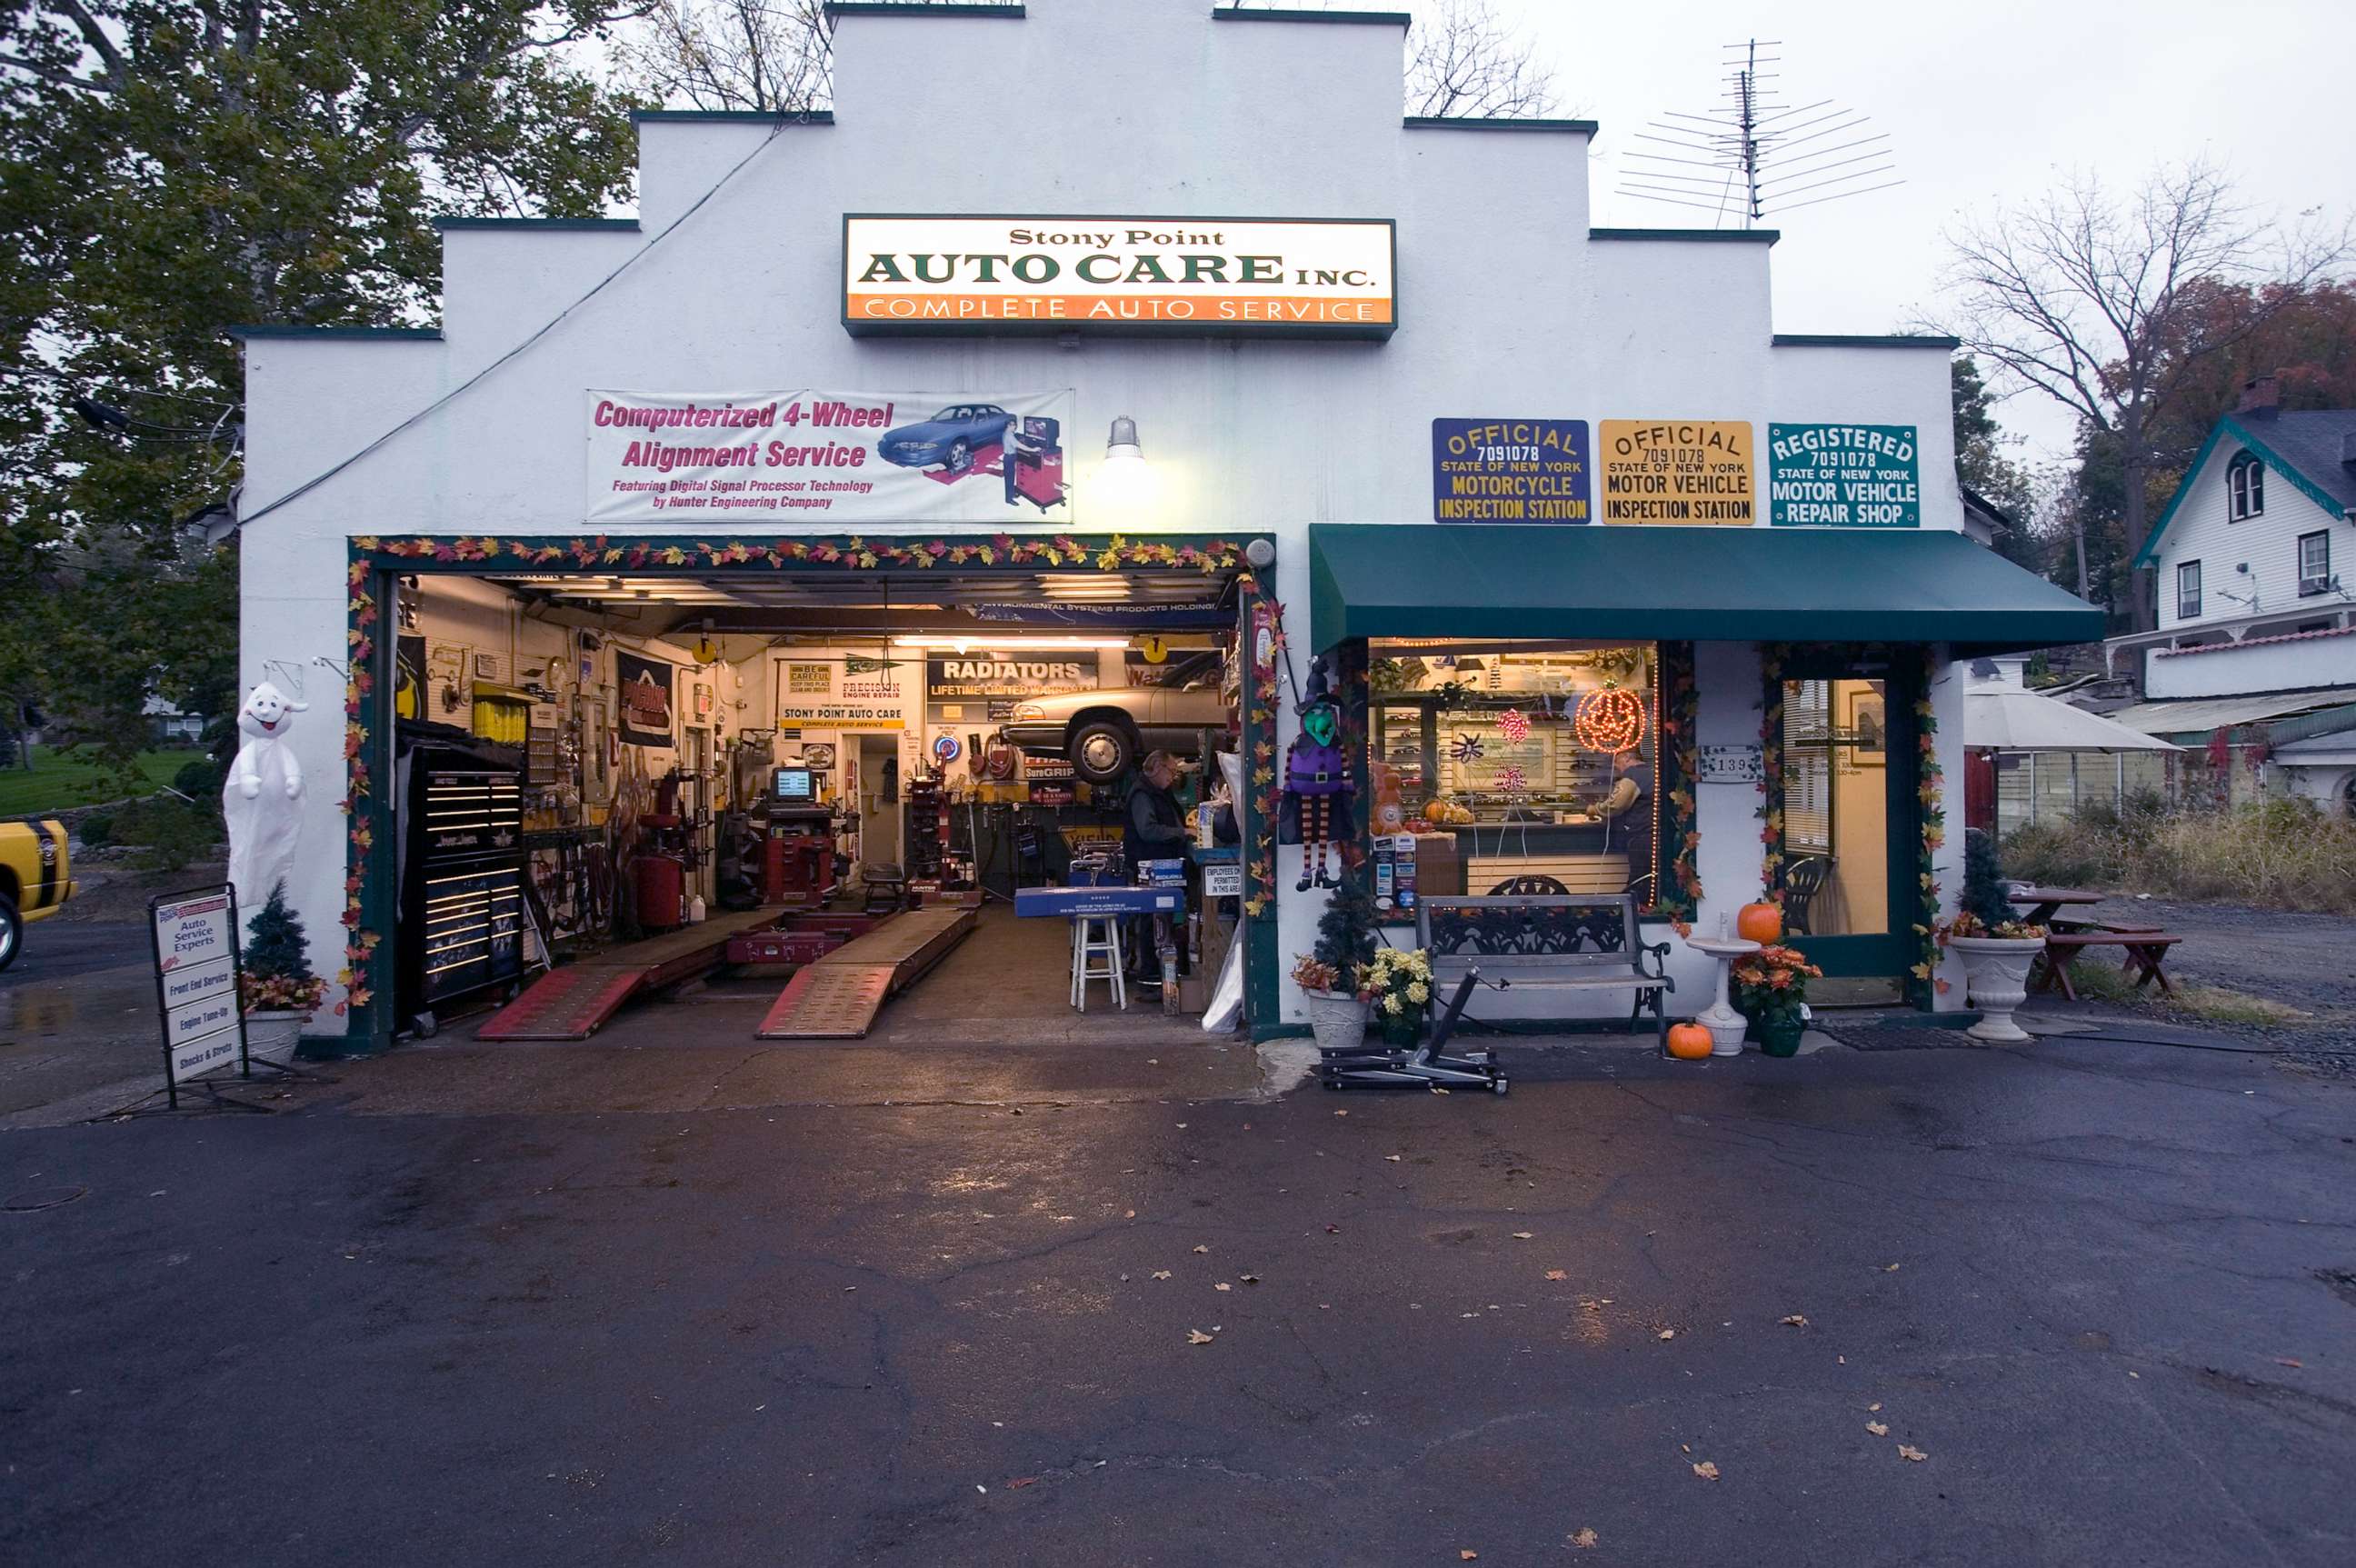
[{"x1": 2152, "y1": 434, "x2": 2345, "y2": 634}]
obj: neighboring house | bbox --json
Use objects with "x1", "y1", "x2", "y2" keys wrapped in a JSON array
[
  {"x1": 1958, "y1": 482, "x2": 2013, "y2": 550},
  {"x1": 142, "y1": 695, "x2": 205, "y2": 745},
  {"x1": 2103, "y1": 378, "x2": 2356, "y2": 811}
]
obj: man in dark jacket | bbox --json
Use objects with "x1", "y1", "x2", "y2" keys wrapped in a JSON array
[{"x1": 1123, "y1": 750, "x2": 1191, "y2": 982}]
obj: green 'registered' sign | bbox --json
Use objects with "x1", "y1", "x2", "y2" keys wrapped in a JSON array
[{"x1": 1768, "y1": 424, "x2": 1920, "y2": 527}]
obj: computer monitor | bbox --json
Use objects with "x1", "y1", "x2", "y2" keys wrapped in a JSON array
[{"x1": 773, "y1": 766, "x2": 815, "y2": 803}]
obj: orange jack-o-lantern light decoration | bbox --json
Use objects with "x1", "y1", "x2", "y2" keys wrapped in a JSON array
[{"x1": 1573, "y1": 684, "x2": 1646, "y2": 754}]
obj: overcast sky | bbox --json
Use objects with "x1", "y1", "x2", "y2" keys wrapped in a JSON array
[{"x1": 1511, "y1": 0, "x2": 2356, "y2": 464}]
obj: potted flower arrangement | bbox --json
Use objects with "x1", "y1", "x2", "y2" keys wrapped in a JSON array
[
  {"x1": 1730, "y1": 944, "x2": 1822, "y2": 1058},
  {"x1": 1940, "y1": 829, "x2": 2047, "y2": 1044},
  {"x1": 1293, "y1": 869, "x2": 1379, "y2": 1053},
  {"x1": 238, "y1": 884, "x2": 326, "y2": 1067},
  {"x1": 1363, "y1": 945, "x2": 1436, "y2": 1049}
]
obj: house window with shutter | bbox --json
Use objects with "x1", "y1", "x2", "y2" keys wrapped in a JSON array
[
  {"x1": 2299, "y1": 532, "x2": 2331, "y2": 597},
  {"x1": 2227, "y1": 452, "x2": 2264, "y2": 520}
]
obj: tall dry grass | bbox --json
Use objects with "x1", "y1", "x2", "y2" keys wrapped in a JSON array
[{"x1": 2003, "y1": 795, "x2": 2356, "y2": 914}]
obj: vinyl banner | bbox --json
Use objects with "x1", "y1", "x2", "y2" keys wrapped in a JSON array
[{"x1": 584, "y1": 390, "x2": 1075, "y2": 524}]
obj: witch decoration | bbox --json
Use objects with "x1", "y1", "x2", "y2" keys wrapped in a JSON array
[{"x1": 1279, "y1": 655, "x2": 1357, "y2": 891}]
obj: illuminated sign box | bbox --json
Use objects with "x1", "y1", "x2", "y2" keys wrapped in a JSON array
[{"x1": 843, "y1": 215, "x2": 1396, "y2": 339}]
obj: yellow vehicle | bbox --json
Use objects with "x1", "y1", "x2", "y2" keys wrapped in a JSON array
[{"x1": 0, "y1": 819, "x2": 74, "y2": 971}]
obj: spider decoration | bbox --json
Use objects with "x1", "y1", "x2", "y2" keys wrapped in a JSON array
[
  {"x1": 1450, "y1": 732, "x2": 1484, "y2": 764},
  {"x1": 1278, "y1": 654, "x2": 1357, "y2": 891}
]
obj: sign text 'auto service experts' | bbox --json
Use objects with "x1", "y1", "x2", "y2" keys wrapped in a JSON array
[
  {"x1": 584, "y1": 389, "x2": 1074, "y2": 524},
  {"x1": 842, "y1": 216, "x2": 1396, "y2": 337}
]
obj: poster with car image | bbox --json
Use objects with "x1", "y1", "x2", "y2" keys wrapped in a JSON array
[{"x1": 584, "y1": 390, "x2": 1074, "y2": 523}]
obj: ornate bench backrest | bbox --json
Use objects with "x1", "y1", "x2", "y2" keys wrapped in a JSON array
[{"x1": 1416, "y1": 894, "x2": 1645, "y2": 974}]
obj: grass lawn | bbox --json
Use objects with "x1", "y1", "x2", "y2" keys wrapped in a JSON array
[{"x1": 0, "y1": 747, "x2": 206, "y2": 817}]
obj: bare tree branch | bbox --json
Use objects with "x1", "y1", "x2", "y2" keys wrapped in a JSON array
[
  {"x1": 1924, "y1": 157, "x2": 2352, "y2": 629},
  {"x1": 1404, "y1": 0, "x2": 1557, "y2": 118}
]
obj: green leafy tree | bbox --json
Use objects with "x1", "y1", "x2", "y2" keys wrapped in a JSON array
[
  {"x1": 0, "y1": 2, "x2": 647, "y2": 796},
  {"x1": 1950, "y1": 354, "x2": 2045, "y2": 575}
]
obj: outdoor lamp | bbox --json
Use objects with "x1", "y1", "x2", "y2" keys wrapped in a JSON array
[{"x1": 1091, "y1": 414, "x2": 1159, "y2": 514}]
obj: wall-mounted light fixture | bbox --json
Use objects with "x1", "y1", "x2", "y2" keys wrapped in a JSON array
[{"x1": 1090, "y1": 414, "x2": 1159, "y2": 514}]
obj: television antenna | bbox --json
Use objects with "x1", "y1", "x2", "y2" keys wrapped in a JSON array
[{"x1": 1615, "y1": 39, "x2": 1900, "y2": 227}]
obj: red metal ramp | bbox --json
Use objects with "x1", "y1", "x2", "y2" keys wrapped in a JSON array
[
  {"x1": 476, "y1": 908, "x2": 782, "y2": 1041},
  {"x1": 756, "y1": 905, "x2": 976, "y2": 1039}
]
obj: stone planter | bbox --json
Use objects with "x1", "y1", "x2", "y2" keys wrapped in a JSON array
[
  {"x1": 1303, "y1": 988, "x2": 1371, "y2": 1054},
  {"x1": 1950, "y1": 935, "x2": 2045, "y2": 1044},
  {"x1": 244, "y1": 1009, "x2": 311, "y2": 1067}
]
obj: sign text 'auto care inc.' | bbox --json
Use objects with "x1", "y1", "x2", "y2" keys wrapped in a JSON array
[
  {"x1": 584, "y1": 389, "x2": 1073, "y2": 524},
  {"x1": 842, "y1": 217, "x2": 1396, "y2": 338}
]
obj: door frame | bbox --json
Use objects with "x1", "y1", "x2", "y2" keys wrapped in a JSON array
[{"x1": 1768, "y1": 648, "x2": 1922, "y2": 980}]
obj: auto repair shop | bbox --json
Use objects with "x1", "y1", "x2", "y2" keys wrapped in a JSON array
[{"x1": 231, "y1": 2, "x2": 2098, "y2": 1054}]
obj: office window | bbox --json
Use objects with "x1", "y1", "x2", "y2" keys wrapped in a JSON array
[
  {"x1": 2176, "y1": 559, "x2": 2202, "y2": 620},
  {"x1": 2228, "y1": 452, "x2": 2264, "y2": 520},
  {"x1": 2299, "y1": 531, "x2": 2331, "y2": 596}
]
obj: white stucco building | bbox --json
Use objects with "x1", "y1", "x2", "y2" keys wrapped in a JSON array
[{"x1": 234, "y1": 1, "x2": 2097, "y2": 1051}]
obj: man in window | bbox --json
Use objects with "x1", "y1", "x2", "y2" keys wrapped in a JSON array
[{"x1": 1598, "y1": 748, "x2": 1654, "y2": 905}]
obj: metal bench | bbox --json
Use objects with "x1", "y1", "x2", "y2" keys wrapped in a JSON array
[{"x1": 1415, "y1": 892, "x2": 1675, "y2": 1047}]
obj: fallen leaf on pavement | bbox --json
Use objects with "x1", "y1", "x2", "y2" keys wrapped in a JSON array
[
  {"x1": 1124, "y1": 1210, "x2": 1135, "y2": 1219},
  {"x1": 1006, "y1": 1476, "x2": 1038, "y2": 1489},
  {"x1": 1385, "y1": 1154, "x2": 1402, "y2": 1162},
  {"x1": 1780, "y1": 1314, "x2": 1810, "y2": 1328},
  {"x1": 1868, "y1": 1403, "x2": 1882, "y2": 1412},
  {"x1": 1239, "y1": 1273, "x2": 1261, "y2": 1284},
  {"x1": 1658, "y1": 1329, "x2": 1676, "y2": 1341},
  {"x1": 1333, "y1": 1109, "x2": 1348, "y2": 1116},
  {"x1": 1460, "y1": 1553, "x2": 1479, "y2": 1562},
  {"x1": 1569, "y1": 1527, "x2": 1600, "y2": 1549},
  {"x1": 1151, "y1": 1271, "x2": 1173, "y2": 1281},
  {"x1": 1512, "y1": 1232, "x2": 1534, "y2": 1240},
  {"x1": 1544, "y1": 1270, "x2": 1569, "y2": 1282},
  {"x1": 1692, "y1": 1461, "x2": 1720, "y2": 1481},
  {"x1": 1187, "y1": 1329, "x2": 1215, "y2": 1345},
  {"x1": 1193, "y1": 1244, "x2": 1211, "y2": 1253},
  {"x1": 1898, "y1": 1445, "x2": 1927, "y2": 1462},
  {"x1": 1214, "y1": 1283, "x2": 1232, "y2": 1293},
  {"x1": 1866, "y1": 1422, "x2": 1889, "y2": 1437},
  {"x1": 1884, "y1": 1263, "x2": 1901, "y2": 1272},
  {"x1": 1326, "y1": 1224, "x2": 1342, "y2": 1233},
  {"x1": 2276, "y1": 1358, "x2": 2304, "y2": 1368}
]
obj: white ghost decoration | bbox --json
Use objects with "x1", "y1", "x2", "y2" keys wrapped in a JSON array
[{"x1": 224, "y1": 679, "x2": 309, "y2": 911}]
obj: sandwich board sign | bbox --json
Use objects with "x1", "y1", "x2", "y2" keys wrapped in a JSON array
[{"x1": 149, "y1": 885, "x2": 249, "y2": 1106}]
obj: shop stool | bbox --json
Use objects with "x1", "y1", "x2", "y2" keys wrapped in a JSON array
[{"x1": 1070, "y1": 914, "x2": 1127, "y2": 1012}]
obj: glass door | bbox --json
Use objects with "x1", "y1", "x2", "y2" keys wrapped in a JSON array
[{"x1": 1774, "y1": 657, "x2": 1918, "y2": 978}]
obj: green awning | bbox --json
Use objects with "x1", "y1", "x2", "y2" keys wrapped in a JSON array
[{"x1": 1309, "y1": 524, "x2": 2102, "y2": 654}]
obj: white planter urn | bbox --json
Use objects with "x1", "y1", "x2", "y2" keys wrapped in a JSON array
[
  {"x1": 1303, "y1": 989, "x2": 1371, "y2": 1054},
  {"x1": 244, "y1": 1010, "x2": 311, "y2": 1068},
  {"x1": 1949, "y1": 936, "x2": 2044, "y2": 1044}
]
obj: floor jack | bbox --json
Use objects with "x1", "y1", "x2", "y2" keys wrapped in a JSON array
[{"x1": 1318, "y1": 969, "x2": 1508, "y2": 1094}]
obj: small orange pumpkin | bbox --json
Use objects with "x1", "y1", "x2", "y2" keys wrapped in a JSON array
[
  {"x1": 1666, "y1": 1022, "x2": 1713, "y2": 1060},
  {"x1": 1735, "y1": 901, "x2": 1783, "y2": 944}
]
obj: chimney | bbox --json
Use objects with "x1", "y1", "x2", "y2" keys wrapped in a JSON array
[{"x1": 2235, "y1": 374, "x2": 2281, "y2": 418}]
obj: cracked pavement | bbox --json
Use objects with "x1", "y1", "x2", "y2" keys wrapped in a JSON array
[{"x1": 3, "y1": 1032, "x2": 2352, "y2": 1566}]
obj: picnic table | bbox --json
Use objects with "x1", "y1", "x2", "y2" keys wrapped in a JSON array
[{"x1": 2008, "y1": 886, "x2": 2105, "y2": 929}]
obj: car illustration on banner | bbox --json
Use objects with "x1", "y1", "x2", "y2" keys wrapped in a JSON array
[{"x1": 877, "y1": 404, "x2": 1016, "y2": 474}]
